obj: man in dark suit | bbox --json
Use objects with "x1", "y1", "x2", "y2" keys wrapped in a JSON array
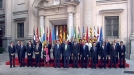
[
  {"x1": 8, "y1": 41, "x2": 16, "y2": 68},
  {"x1": 63, "y1": 40, "x2": 70, "y2": 68},
  {"x1": 27, "y1": 41, "x2": 33, "y2": 67},
  {"x1": 16, "y1": 41, "x2": 21, "y2": 63},
  {"x1": 96, "y1": 42, "x2": 100, "y2": 64},
  {"x1": 81, "y1": 40, "x2": 89, "y2": 69},
  {"x1": 110, "y1": 41, "x2": 117, "y2": 68},
  {"x1": 105, "y1": 39, "x2": 110, "y2": 63},
  {"x1": 61, "y1": 40, "x2": 65, "y2": 64},
  {"x1": 119, "y1": 41, "x2": 126, "y2": 68},
  {"x1": 20, "y1": 42, "x2": 26, "y2": 67},
  {"x1": 100, "y1": 42, "x2": 107, "y2": 69},
  {"x1": 54, "y1": 40, "x2": 61, "y2": 68},
  {"x1": 34, "y1": 42, "x2": 42, "y2": 67},
  {"x1": 68, "y1": 38, "x2": 74, "y2": 64},
  {"x1": 72, "y1": 38, "x2": 80, "y2": 68},
  {"x1": 114, "y1": 40, "x2": 120, "y2": 64},
  {"x1": 90, "y1": 42, "x2": 97, "y2": 69},
  {"x1": 48, "y1": 41, "x2": 52, "y2": 62}
]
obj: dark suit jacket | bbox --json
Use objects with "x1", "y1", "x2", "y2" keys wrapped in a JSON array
[
  {"x1": 63, "y1": 44, "x2": 70, "y2": 56},
  {"x1": 8, "y1": 45, "x2": 16, "y2": 56},
  {"x1": 110, "y1": 44, "x2": 118, "y2": 56},
  {"x1": 81, "y1": 45, "x2": 89, "y2": 56},
  {"x1": 72, "y1": 43, "x2": 80, "y2": 54},
  {"x1": 61, "y1": 43, "x2": 65, "y2": 54},
  {"x1": 68, "y1": 42, "x2": 74, "y2": 55},
  {"x1": 54, "y1": 44, "x2": 61, "y2": 55},
  {"x1": 100, "y1": 46, "x2": 107, "y2": 56},
  {"x1": 34, "y1": 45, "x2": 42, "y2": 55},
  {"x1": 48, "y1": 43, "x2": 52, "y2": 52},
  {"x1": 27, "y1": 44, "x2": 34, "y2": 56},
  {"x1": 119, "y1": 45, "x2": 126, "y2": 57},
  {"x1": 16, "y1": 44, "x2": 21, "y2": 52},
  {"x1": 105, "y1": 42, "x2": 110, "y2": 54},
  {"x1": 20, "y1": 45, "x2": 26, "y2": 58},
  {"x1": 90, "y1": 46, "x2": 98, "y2": 57}
]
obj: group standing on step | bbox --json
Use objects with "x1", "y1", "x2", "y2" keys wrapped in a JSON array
[{"x1": 8, "y1": 38, "x2": 126, "y2": 69}]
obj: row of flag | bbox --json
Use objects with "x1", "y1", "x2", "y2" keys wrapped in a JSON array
[{"x1": 33, "y1": 25, "x2": 103, "y2": 43}]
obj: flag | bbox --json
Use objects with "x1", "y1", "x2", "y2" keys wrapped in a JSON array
[
  {"x1": 63, "y1": 26, "x2": 66, "y2": 40},
  {"x1": 59, "y1": 26, "x2": 62, "y2": 43},
  {"x1": 74, "y1": 26, "x2": 76, "y2": 38},
  {"x1": 94, "y1": 26, "x2": 97, "y2": 42},
  {"x1": 90, "y1": 27, "x2": 92, "y2": 43},
  {"x1": 46, "y1": 27, "x2": 48, "y2": 41},
  {"x1": 33, "y1": 27, "x2": 36, "y2": 40},
  {"x1": 67, "y1": 26, "x2": 69, "y2": 40},
  {"x1": 52, "y1": 26, "x2": 55, "y2": 41},
  {"x1": 78, "y1": 26, "x2": 80, "y2": 39},
  {"x1": 36, "y1": 27, "x2": 39, "y2": 41},
  {"x1": 82, "y1": 26, "x2": 85, "y2": 39},
  {"x1": 97, "y1": 26, "x2": 100, "y2": 41},
  {"x1": 56, "y1": 26, "x2": 58, "y2": 40},
  {"x1": 43, "y1": 33, "x2": 46, "y2": 42},
  {"x1": 99, "y1": 26, "x2": 103, "y2": 44},
  {"x1": 86, "y1": 26, "x2": 88, "y2": 41},
  {"x1": 49, "y1": 27, "x2": 52, "y2": 42}
]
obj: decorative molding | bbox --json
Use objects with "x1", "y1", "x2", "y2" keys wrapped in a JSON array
[
  {"x1": 17, "y1": 0, "x2": 25, "y2": 5},
  {"x1": 96, "y1": 0, "x2": 127, "y2": 6},
  {"x1": 13, "y1": 10, "x2": 28, "y2": 15},
  {"x1": 13, "y1": 17, "x2": 26, "y2": 21},
  {"x1": 99, "y1": 9, "x2": 124, "y2": 14}
]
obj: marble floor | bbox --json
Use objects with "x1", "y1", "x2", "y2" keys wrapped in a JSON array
[{"x1": 0, "y1": 53, "x2": 134, "y2": 75}]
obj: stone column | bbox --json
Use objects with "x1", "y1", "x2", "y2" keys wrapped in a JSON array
[
  {"x1": 68, "y1": 12, "x2": 74, "y2": 39},
  {"x1": 39, "y1": 15, "x2": 45, "y2": 38},
  {"x1": 130, "y1": 0, "x2": 134, "y2": 60},
  {"x1": 2, "y1": 0, "x2": 12, "y2": 52}
]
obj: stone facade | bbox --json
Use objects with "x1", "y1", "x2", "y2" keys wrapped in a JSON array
[{"x1": 0, "y1": 0, "x2": 133, "y2": 59}]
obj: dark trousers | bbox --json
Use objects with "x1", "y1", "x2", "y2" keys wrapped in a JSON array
[
  {"x1": 62, "y1": 54, "x2": 64, "y2": 64},
  {"x1": 101, "y1": 55, "x2": 106, "y2": 68},
  {"x1": 48, "y1": 50, "x2": 51, "y2": 62},
  {"x1": 119, "y1": 55, "x2": 125, "y2": 68},
  {"x1": 64, "y1": 55, "x2": 69, "y2": 68},
  {"x1": 20, "y1": 57, "x2": 25, "y2": 67},
  {"x1": 27, "y1": 55, "x2": 32, "y2": 67},
  {"x1": 35, "y1": 54, "x2": 40, "y2": 67},
  {"x1": 110, "y1": 55, "x2": 116, "y2": 68},
  {"x1": 81, "y1": 55, "x2": 88, "y2": 68},
  {"x1": 91, "y1": 55, "x2": 97, "y2": 68},
  {"x1": 9, "y1": 55, "x2": 15, "y2": 67},
  {"x1": 73, "y1": 54, "x2": 78, "y2": 68},
  {"x1": 54, "y1": 53, "x2": 60, "y2": 67},
  {"x1": 17, "y1": 51, "x2": 20, "y2": 62}
]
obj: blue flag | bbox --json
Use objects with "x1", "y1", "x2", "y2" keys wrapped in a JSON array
[
  {"x1": 52, "y1": 27, "x2": 55, "y2": 41},
  {"x1": 43, "y1": 33, "x2": 46, "y2": 42},
  {"x1": 99, "y1": 26, "x2": 103, "y2": 44},
  {"x1": 82, "y1": 26, "x2": 84, "y2": 38}
]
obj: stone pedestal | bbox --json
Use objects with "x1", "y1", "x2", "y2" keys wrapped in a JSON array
[
  {"x1": 130, "y1": 36, "x2": 134, "y2": 60},
  {"x1": 1, "y1": 37, "x2": 12, "y2": 52}
]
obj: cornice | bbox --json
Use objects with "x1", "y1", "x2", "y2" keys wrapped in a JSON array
[
  {"x1": 13, "y1": 10, "x2": 28, "y2": 15},
  {"x1": 96, "y1": 0, "x2": 127, "y2": 6}
]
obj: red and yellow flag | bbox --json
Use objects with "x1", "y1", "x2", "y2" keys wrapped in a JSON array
[
  {"x1": 63, "y1": 26, "x2": 66, "y2": 40},
  {"x1": 90, "y1": 27, "x2": 92, "y2": 43},
  {"x1": 59, "y1": 26, "x2": 62, "y2": 43}
]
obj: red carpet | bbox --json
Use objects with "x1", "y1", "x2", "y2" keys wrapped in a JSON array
[{"x1": 5, "y1": 58, "x2": 129, "y2": 68}]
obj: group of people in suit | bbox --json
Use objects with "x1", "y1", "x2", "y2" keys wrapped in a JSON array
[{"x1": 8, "y1": 38, "x2": 126, "y2": 69}]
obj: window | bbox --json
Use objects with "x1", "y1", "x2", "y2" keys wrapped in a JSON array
[
  {"x1": 0, "y1": 0, "x2": 2, "y2": 8},
  {"x1": 53, "y1": 0, "x2": 60, "y2": 5},
  {"x1": 17, "y1": 22, "x2": 24, "y2": 38},
  {"x1": 105, "y1": 16, "x2": 119, "y2": 38}
]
